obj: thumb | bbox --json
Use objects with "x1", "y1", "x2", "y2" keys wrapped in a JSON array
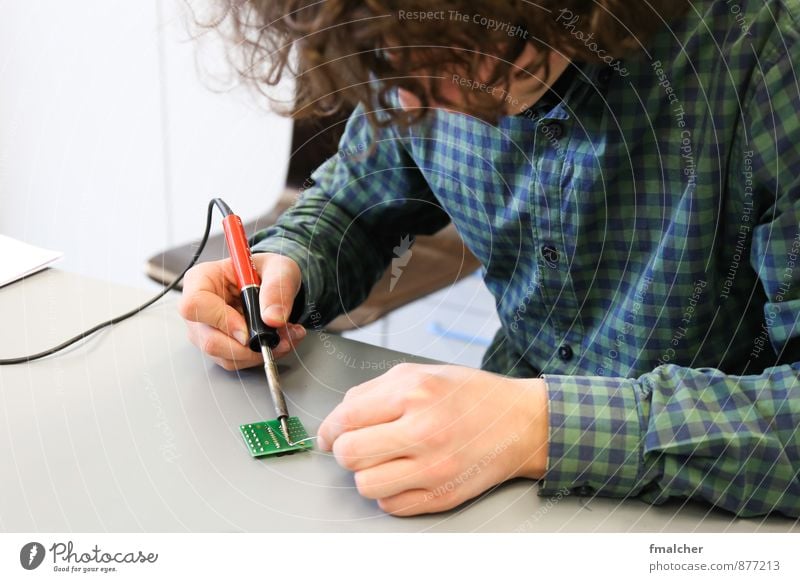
[{"x1": 256, "y1": 253, "x2": 302, "y2": 327}]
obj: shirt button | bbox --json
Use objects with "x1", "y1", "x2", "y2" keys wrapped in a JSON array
[
  {"x1": 558, "y1": 344, "x2": 574, "y2": 361},
  {"x1": 540, "y1": 244, "x2": 560, "y2": 268},
  {"x1": 572, "y1": 484, "x2": 594, "y2": 496},
  {"x1": 541, "y1": 121, "x2": 563, "y2": 140}
]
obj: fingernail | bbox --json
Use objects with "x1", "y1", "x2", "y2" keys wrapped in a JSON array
[
  {"x1": 290, "y1": 325, "x2": 307, "y2": 340},
  {"x1": 262, "y1": 305, "x2": 286, "y2": 324},
  {"x1": 233, "y1": 330, "x2": 248, "y2": 346},
  {"x1": 317, "y1": 435, "x2": 329, "y2": 451}
]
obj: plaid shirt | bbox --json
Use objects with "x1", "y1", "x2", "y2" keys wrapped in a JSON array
[{"x1": 252, "y1": 0, "x2": 800, "y2": 518}]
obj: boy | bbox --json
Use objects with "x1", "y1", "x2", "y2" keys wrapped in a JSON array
[{"x1": 178, "y1": 0, "x2": 800, "y2": 517}]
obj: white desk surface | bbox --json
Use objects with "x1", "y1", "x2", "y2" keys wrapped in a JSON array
[{"x1": 0, "y1": 269, "x2": 796, "y2": 532}]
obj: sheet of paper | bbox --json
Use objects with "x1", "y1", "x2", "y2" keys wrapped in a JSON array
[{"x1": 0, "y1": 234, "x2": 63, "y2": 288}]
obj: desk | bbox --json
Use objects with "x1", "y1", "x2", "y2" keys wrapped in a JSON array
[{"x1": 0, "y1": 270, "x2": 796, "y2": 532}]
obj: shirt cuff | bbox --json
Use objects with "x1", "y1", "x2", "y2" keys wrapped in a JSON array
[{"x1": 538, "y1": 374, "x2": 648, "y2": 498}]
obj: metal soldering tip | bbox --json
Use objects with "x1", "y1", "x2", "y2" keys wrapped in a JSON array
[
  {"x1": 259, "y1": 341, "x2": 291, "y2": 443},
  {"x1": 280, "y1": 416, "x2": 290, "y2": 443}
]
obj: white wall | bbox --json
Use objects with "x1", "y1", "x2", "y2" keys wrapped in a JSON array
[{"x1": 0, "y1": 0, "x2": 292, "y2": 288}]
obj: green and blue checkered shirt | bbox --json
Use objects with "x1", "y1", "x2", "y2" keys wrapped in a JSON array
[{"x1": 252, "y1": 0, "x2": 800, "y2": 517}]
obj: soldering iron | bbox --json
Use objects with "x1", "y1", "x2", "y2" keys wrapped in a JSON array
[
  {"x1": 213, "y1": 198, "x2": 291, "y2": 441},
  {"x1": 0, "y1": 197, "x2": 294, "y2": 443}
]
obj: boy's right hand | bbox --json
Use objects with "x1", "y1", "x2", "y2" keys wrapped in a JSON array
[{"x1": 178, "y1": 253, "x2": 307, "y2": 371}]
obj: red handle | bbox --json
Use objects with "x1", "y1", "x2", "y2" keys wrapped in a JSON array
[{"x1": 222, "y1": 214, "x2": 260, "y2": 290}]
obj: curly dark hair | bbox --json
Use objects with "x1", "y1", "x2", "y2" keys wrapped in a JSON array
[{"x1": 205, "y1": 0, "x2": 689, "y2": 127}]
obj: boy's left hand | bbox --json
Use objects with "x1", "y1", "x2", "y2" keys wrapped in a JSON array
[{"x1": 317, "y1": 363, "x2": 549, "y2": 516}]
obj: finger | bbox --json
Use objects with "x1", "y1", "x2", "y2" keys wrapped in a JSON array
[
  {"x1": 180, "y1": 288, "x2": 249, "y2": 345},
  {"x1": 354, "y1": 458, "x2": 429, "y2": 500},
  {"x1": 209, "y1": 356, "x2": 241, "y2": 372},
  {"x1": 317, "y1": 388, "x2": 404, "y2": 451},
  {"x1": 256, "y1": 254, "x2": 302, "y2": 326},
  {"x1": 270, "y1": 324, "x2": 307, "y2": 359},
  {"x1": 186, "y1": 322, "x2": 262, "y2": 366},
  {"x1": 376, "y1": 489, "x2": 456, "y2": 517},
  {"x1": 330, "y1": 421, "x2": 411, "y2": 471},
  {"x1": 180, "y1": 260, "x2": 231, "y2": 298}
]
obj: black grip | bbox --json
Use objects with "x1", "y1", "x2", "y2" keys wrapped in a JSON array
[{"x1": 240, "y1": 286, "x2": 280, "y2": 351}]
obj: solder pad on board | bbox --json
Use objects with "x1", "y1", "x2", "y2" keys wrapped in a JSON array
[{"x1": 239, "y1": 416, "x2": 313, "y2": 458}]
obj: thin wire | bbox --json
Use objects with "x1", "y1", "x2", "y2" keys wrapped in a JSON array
[
  {"x1": 287, "y1": 436, "x2": 318, "y2": 446},
  {"x1": 0, "y1": 200, "x2": 219, "y2": 365}
]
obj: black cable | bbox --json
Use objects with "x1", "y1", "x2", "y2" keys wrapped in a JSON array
[
  {"x1": 211, "y1": 197, "x2": 233, "y2": 217},
  {"x1": 0, "y1": 199, "x2": 221, "y2": 365}
]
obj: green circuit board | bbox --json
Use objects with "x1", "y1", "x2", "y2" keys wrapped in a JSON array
[{"x1": 239, "y1": 416, "x2": 313, "y2": 458}]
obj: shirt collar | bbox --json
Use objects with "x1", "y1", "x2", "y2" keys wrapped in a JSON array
[{"x1": 519, "y1": 60, "x2": 614, "y2": 120}]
